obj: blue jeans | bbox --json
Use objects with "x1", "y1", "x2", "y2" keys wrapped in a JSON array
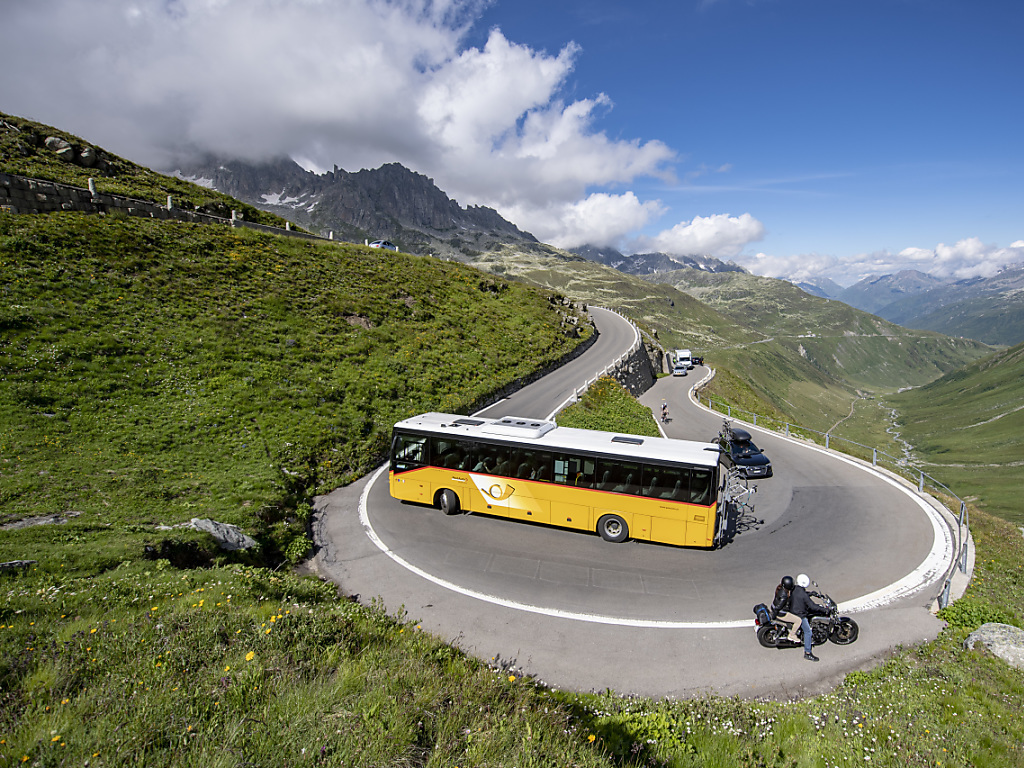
[{"x1": 801, "y1": 617, "x2": 813, "y2": 654}]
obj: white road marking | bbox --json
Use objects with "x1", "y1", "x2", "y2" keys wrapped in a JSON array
[{"x1": 356, "y1": 342, "x2": 956, "y2": 628}]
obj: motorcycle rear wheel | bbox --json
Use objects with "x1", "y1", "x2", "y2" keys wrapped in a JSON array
[
  {"x1": 756, "y1": 623, "x2": 783, "y2": 648},
  {"x1": 829, "y1": 618, "x2": 860, "y2": 645}
]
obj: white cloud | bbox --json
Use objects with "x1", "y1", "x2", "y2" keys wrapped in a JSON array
[
  {"x1": 0, "y1": 0, "x2": 675, "y2": 248},
  {"x1": 506, "y1": 192, "x2": 665, "y2": 249},
  {"x1": 743, "y1": 252, "x2": 840, "y2": 283},
  {"x1": 631, "y1": 213, "x2": 765, "y2": 258},
  {"x1": 750, "y1": 238, "x2": 1024, "y2": 287}
]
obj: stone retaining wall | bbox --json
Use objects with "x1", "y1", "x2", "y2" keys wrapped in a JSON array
[
  {"x1": 0, "y1": 171, "x2": 328, "y2": 242},
  {"x1": 609, "y1": 340, "x2": 660, "y2": 397}
]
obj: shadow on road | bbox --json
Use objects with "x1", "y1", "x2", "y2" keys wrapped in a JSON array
[{"x1": 717, "y1": 497, "x2": 765, "y2": 546}]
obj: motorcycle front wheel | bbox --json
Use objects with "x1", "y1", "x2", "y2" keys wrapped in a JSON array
[
  {"x1": 756, "y1": 623, "x2": 783, "y2": 648},
  {"x1": 829, "y1": 618, "x2": 860, "y2": 645}
]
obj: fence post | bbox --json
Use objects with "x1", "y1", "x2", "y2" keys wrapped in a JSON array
[
  {"x1": 825, "y1": 434, "x2": 830, "y2": 450},
  {"x1": 166, "y1": 195, "x2": 173, "y2": 210},
  {"x1": 727, "y1": 405, "x2": 732, "y2": 417},
  {"x1": 785, "y1": 423, "x2": 790, "y2": 438},
  {"x1": 753, "y1": 414, "x2": 757, "y2": 427},
  {"x1": 872, "y1": 448, "x2": 877, "y2": 466},
  {"x1": 959, "y1": 543, "x2": 969, "y2": 573},
  {"x1": 939, "y1": 580, "x2": 951, "y2": 610},
  {"x1": 919, "y1": 471, "x2": 925, "y2": 493},
  {"x1": 88, "y1": 178, "x2": 97, "y2": 196}
]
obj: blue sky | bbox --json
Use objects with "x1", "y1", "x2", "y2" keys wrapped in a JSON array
[
  {"x1": 469, "y1": 0, "x2": 1024, "y2": 283},
  {"x1": 2, "y1": 0, "x2": 1022, "y2": 285}
]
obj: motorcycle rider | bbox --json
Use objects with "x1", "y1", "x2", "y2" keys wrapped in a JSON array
[
  {"x1": 791, "y1": 573, "x2": 828, "y2": 661},
  {"x1": 770, "y1": 575, "x2": 802, "y2": 644}
]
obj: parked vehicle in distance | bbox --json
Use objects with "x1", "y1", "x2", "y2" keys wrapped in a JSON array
[
  {"x1": 716, "y1": 423, "x2": 773, "y2": 478},
  {"x1": 671, "y1": 348, "x2": 692, "y2": 376},
  {"x1": 368, "y1": 240, "x2": 398, "y2": 251}
]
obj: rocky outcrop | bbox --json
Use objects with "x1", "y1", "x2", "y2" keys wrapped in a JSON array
[
  {"x1": 173, "y1": 157, "x2": 537, "y2": 257},
  {"x1": 964, "y1": 622, "x2": 1024, "y2": 670},
  {"x1": 189, "y1": 518, "x2": 259, "y2": 551}
]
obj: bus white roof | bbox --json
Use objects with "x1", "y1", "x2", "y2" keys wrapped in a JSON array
[{"x1": 394, "y1": 412, "x2": 720, "y2": 468}]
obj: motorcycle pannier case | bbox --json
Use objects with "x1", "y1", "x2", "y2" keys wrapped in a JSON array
[{"x1": 752, "y1": 603, "x2": 771, "y2": 626}]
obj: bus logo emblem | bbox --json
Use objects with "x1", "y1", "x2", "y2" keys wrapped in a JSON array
[{"x1": 486, "y1": 484, "x2": 515, "y2": 500}]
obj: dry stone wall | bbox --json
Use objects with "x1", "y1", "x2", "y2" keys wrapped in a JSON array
[{"x1": 0, "y1": 171, "x2": 329, "y2": 243}]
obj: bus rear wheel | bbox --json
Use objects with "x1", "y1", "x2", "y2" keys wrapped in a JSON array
[
  {"x1": 438, "y1": 489, "x2": 460, "y2": 516},
  {"x1": 598, "y1": 514, "x2": 628, "y2": 543}
]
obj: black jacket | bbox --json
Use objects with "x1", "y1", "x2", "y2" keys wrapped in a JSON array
[
  {"x1": 789, "y1": 586, "x2": 827, "y2": 618},
  {"x1": 771, "y1": 585, "x2": 791, "y2": 617}
]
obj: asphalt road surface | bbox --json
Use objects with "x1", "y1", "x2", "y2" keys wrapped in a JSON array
[{"x1": 311, "y1": 309, "x2": 969, "y2": 699}]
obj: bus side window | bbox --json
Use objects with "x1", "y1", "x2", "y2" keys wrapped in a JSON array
[
  {"x1": 647, "y1": 466, "x2": 689, "y2": 501},
  {"x1": 690, "y1": 468, "x2": 713, "y2": 504},
  {"x1": 489, "y1": 445, "x2": 513, "y2": 477},
  {"x1": 431, "y1": 437, "x2": 470, "y2": 470},
  {"x1": 392, "y1": 434, "x2": 427, "y2": 472},
  {"x1": 596, "y1": 459, "x2": 641, "y2": 495},
  {"x1": 554, "y1": 455, "x2": 594, "y2": 487},
  {"x1": 473, "y1": 443, "x2": 506, "y2": 474}
]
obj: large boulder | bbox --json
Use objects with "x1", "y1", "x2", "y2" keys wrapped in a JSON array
[
  {"x1": 44, "y1": 136, "x2": 75, "y2": 162},
  {"x1": 964, "y1": 623, "x2": 1024, "y2": 670},
  {"x1": 189, "y1": 518, "x2": 258, "y2": 551}
]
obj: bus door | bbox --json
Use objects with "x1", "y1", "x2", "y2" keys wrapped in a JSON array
[
  {"x1": 504, "y1": 448, "x2": 552, "y2": 524},
  {"x1": 470, "y1": 443, "x2": 513, "y2": 515},
  {"x1": 429, "y1": 437, "x2": 478, "y2": 510},
  {"x1": 551, "y1": 454, "x2": 593, "y2": 531},
  {"x1": 390, "y1": 433, "x2": 429, "y2": 504}
]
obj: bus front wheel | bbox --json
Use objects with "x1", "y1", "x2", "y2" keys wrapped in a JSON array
[
  {"x1": 438, "y1": 489, "x2": 461, "y2": 516},
  {"x1": 598, "y1": 514, "x2": 628, "y2": 543}
]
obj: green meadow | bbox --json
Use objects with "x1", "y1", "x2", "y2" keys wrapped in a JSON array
[{"x1": 3, "y1": 114, "x2": 1024, "y2": 765}]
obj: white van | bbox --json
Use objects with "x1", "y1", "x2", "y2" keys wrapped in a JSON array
[{"x1": 672, "y1": 348, "x2": 692, "y2": 376}]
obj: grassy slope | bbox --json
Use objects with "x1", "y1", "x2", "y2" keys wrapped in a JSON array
[
  {"x1": 888, "y1": 342, "x2": 1024, "y2": 524},
  {"x1": 3, "y1": 115, "x2": 1023, "y2": 767},
  {"x1": 472, "y1": 248, "x2": 991, "y2": 441},
  {"x1": 646, "y1": 267, "x2": 992, "y2": 392},
  {"x1": 471, "y1": 244, "x2": 756, "y2": 351},
  {"x1": 0, "y1": 212, "x2": 587, "y2": 565}
]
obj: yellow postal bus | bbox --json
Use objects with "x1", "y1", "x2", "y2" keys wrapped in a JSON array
[{"x1": 389, "y1": 412, "x2": 722, "y2": 548}]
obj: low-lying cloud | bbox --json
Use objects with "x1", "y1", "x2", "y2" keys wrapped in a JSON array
[
  {"x1": 743, "y1": 238, "x2": 1024, "y2": 287},
  {"x1": 630, "y1": 213, "x2": 766, "y2": 259},
  {"x1": 0, "y1": 0, "x2": 677, "y2": 248}
]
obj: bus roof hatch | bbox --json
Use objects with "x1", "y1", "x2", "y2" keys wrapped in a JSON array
[{"x1": 482, "y1": 417, "x2": 557, "y2": 440}]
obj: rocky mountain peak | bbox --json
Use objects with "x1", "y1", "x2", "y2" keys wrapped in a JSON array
[{"x1": 172, "y1": 156, "x2": 536, "y2": 258}]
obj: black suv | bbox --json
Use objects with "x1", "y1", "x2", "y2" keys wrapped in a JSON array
[{"x1": 718, "y1": 426, "x2": 773, "y2": 478}]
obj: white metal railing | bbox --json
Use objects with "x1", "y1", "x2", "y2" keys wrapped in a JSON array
[{"x1": 549, "y1": 307, "x2": 643, "y2": 420}]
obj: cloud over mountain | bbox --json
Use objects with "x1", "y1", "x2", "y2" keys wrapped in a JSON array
[{"x1": 0, "y1": 0, "x2": 675, "y2": 249}]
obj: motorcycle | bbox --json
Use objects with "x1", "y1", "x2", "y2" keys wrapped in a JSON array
[{"x1": 752, "y1": 589, "x2": 859, "y2": 649}]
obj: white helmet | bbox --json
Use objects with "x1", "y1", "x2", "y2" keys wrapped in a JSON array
[{"x1": 796, "y1": 573, "x2": 810, "y2": 588}]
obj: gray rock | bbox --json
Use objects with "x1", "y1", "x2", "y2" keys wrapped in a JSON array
[
  {"x1": 44, "y1": 136, "x2": 76, "y2": 162},
  {"x1": 79, "y1": 146, "x2": 97, "y2": 167},
  {"x1": 964, "y1": 623, "x2": 1024, "y2": 670},
  {"x1": 189, "y1": 518, "x2": 258, "y2": 551},
  {"x1": 44, "y1": 136, "x2": 70, "y2": 151},
  {"x1": 1, "y1": 511, "x2": 82, "y2": 531}
]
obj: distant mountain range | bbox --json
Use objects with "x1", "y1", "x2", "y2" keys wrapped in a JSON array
[
  {"x1": 173, "y1": 157, "x2": 538, "y2": 260},
  {"x1": 172, "y1": 153, "x2": 1023, "y2": 347},
  {"x1": 568, "y1": 244, "x2": 745, "y2": 276},
  {"x1": 801, "y1": 268, "x2": 1024, "y2": 346}
]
